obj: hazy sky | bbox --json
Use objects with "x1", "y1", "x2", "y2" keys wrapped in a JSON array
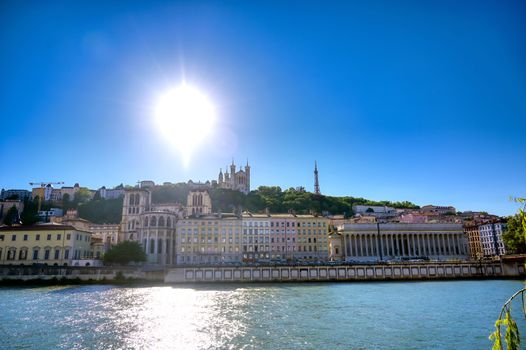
[{"x1": 1, "y1": 0, "x2": 525, "y2": 215}]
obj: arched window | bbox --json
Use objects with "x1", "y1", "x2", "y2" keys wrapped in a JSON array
[
  {"x1": 158, "y1": 216, "x2": 165, "y2": 227},
  {"x1": 144, "y1": 217, "x2": 149, "y2": 227},
  {"x1": 199, "y1": 194, "x2": 203, "y2": 206},
  {"x1": 167, "y1": 217, "x2": 171, "y2": 227},
  {"x1": 129, "y1": 194, "x2": 134, "y2": 205},
  {"x1": 150, "y1": 216, "x2": 157, "y2": 227}
]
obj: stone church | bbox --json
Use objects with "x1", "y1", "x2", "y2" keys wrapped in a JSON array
[{"x1": 217, "y1": 160, "x2": 250, "y2": 194}]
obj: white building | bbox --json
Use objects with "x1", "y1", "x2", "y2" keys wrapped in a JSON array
[
  {"x1": 338, "y1": 223, "x2": 468, "y2": 262},
  {"x1": 352, "y1": 205, "x2": 398, "y2": 219},
  {"x1": 479, "y1": 222, "x2": 507, "y2": 257},
  {"x1": 98, "y1": 186, "x2": 125, "y2": 200},
  {"x1": 37, "y1": 208, "x2": 64, "y2": 220}
]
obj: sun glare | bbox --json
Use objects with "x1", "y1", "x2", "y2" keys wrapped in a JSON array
[{"x1": 155, "y1": 83, "x2": 216, "y2": 166}]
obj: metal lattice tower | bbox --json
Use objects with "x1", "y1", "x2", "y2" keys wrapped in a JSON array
[{"x1": 314, "y1": 161, "x2": 320, "y2": 195}]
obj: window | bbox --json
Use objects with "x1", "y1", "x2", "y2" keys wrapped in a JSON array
[
  {"x1": 23, "y1": 234, "x2": 28, "y2": 241},
  {"x1": 64, "y1": 249, "x2": 70, "y2": 259},
  {"x1": 36, "y1": 234, "x2": 40, "y2": 241},
  {"x1": 47, "y1": 234, "x2": 51, "y2": 240},
  {"x1": 0, "y1": 235, "x2": 3, "y2": 241},
  {"x1": 44, "y1": 249, "x2": 50, "y2": 260},
  {"x1": 11, "y1": 234, "x2": 16, "y2": 241},
  {"x1": 66, "y1": 234, "x2": 71, "y2": 240},
  {"x1": 54, "y1": 249, "x2": 60, "y2": 259},
  {"x1": 19, "y1": 249, "x2": 27, "y2": 260},
  {"x1": 7, "y1": 249, "x2": 16, "y2": 260},
  {"x1": 33, "y1": 249, "x2": 39, "y2": 260}
]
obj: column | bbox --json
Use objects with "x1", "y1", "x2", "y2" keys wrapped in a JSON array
[{"x1": 356, "y1": 234, "x2": 363, "y2": 256}]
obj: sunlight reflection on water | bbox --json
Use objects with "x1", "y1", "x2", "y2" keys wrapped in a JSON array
[{"x1": 1, "y1": 281, "x2": 525, "y2": 350}]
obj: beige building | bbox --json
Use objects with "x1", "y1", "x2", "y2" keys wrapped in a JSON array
[
  {"x1": 328, "y1": 231, "x2": 344, "y2": 261},
  {"x1": 0, "y1": 224, "x2": 92, "y2": 265},
  {"x1": 464, "y1": 224, "x2": 483, "y2": 259},
  {"x1": 176, "y1": 214, "x2": 242, "y2": 264}
]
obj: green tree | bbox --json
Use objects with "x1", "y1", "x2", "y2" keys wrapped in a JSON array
[
  {"x1": 20, "y1": 197, "x2": 39, "y2": 226},
  {"x1": 103, "y1": 241, "x2": 146, "y2": 265},
  {"x1": 3, "y1": 205, "x2": 19, "y2": 226},
  {"x1": 78, "y1": 198, "x2": 123, "y2": 224},
  {"x1": 73, "y1": 188, "x2": 92, "y2": 205},
  {"x1": 502, "y1": 214, "x2": 526, "y2": 254},
  {"x1": 491, "y1": 197, "x2": 526, "y2": 350}
]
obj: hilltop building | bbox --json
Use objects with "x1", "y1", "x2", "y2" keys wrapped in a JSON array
[
  {"x1": 0, "y1": 189, "x2": 31, "y2": 201},
  {"x1": 217, "y1": 160, "x2": 250, "y2": 194}
]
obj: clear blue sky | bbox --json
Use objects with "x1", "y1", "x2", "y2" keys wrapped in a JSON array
[{"x1": 1, "y1": 1, "x2": 525, "y2": 216}]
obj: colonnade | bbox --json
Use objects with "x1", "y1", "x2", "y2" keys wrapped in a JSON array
[{"x1": 344, "y1": 232, "x2": 468, "y2": 259}]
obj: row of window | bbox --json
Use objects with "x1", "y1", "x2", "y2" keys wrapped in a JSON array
[
  {"x1": 1, "y1": 247, "x2": 71, "y2": 261},
  {"x1": 0, "y1": 233, "x2": 80, "y2": 242},
  {"x1": 244, "y1": 221, "x2": 327, "y2": 228}
]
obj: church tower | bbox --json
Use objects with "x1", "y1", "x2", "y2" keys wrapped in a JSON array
[
  {"x1": 218, "y1": 168, "x2": 223, "y2": 184},
  {"x1": 314, "y1": 161, "x2": 321, "y2": 195},
  {"x1": 230, "y1": 159, "x2": 236, "y2": 178}
]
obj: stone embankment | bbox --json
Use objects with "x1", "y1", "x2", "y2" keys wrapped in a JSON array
[
  {"x1": 0, "y1": 266, "x2": 164, "y2": 284},
  {"x1": 0, "y1": 261, "x2": 524, "y2": 284},
  {"x1": 164, "y1": 261, "x2": 525, "y2": 283}
]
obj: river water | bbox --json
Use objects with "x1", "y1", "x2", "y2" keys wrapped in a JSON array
[{"x1": 1, "y1": 280, "x2": 524, "y2": 349}]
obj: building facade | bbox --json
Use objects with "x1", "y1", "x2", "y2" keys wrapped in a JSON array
[
  {"x1": 0, "y1": 189, "x2": 31, "y2": 201},
  {"x1": 176, "y1": 214, "x2": 242, "y2": 265},
  {"x1": 338, "y1": 223, "x2": 468, "y2": 262},
  {"x1": 0, "y1": 224, "x2": 92, "y2": 265},
  {"x1": 464, "y1": 224, "x2": 483, "y2": 260},
  {"x1": 479, "y1": 222, "x2": 507, "y2": 257}
]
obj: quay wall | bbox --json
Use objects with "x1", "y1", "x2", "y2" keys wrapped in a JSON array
[
  {"x1": 0, "y1": 262, "x2": 524, "y2": 284},
  {"x1": 165, "y1": 261, "x2": 526, "y2": 283},
  {"x1": 0, "y1": 266, "x2": 164, "y2": 283}
]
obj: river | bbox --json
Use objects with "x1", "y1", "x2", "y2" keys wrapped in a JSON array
[{"x1": 1, "y1": 280, "x2": 524, "y2": 349}]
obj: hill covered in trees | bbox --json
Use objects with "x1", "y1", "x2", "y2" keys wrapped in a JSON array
[
  {"x1": 11, "y1": 183, "x2": 419, "y2": 225},
  {"x1": 151, "y1": 183, "x2": 419, "y2": 217}
]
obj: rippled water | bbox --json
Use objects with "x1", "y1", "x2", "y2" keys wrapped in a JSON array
[{"x1": 0, "y1": 280, "x2": 524, "y2": 349}]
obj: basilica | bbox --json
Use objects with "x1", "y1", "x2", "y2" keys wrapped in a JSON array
[{"x1": 217, "y1": 160, "x2": 250, "y2": 194}]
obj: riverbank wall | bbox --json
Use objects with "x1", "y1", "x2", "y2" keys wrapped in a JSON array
[
  {"x1": 0, "y1": 265, "x2": 164, "y2": 284},
  {"x1": 0, "y1": 261, "x2": 524, "y2": 285},
  {"x1": 164, "y1": 261, "x2": 526, "y2": 283}
]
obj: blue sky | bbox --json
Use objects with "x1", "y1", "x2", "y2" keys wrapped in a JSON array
[{"x1": 1, "y1": 0, "x2": 525, "y2": 215}]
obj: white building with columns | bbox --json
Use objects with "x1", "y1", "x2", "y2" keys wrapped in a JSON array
[{"x1": 337, "y1": 223, "x2": 468, "y2": 262}]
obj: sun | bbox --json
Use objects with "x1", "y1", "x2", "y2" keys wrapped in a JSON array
[{"x1": 155, "y1": 83, "x2": 216, "y2": 166}]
